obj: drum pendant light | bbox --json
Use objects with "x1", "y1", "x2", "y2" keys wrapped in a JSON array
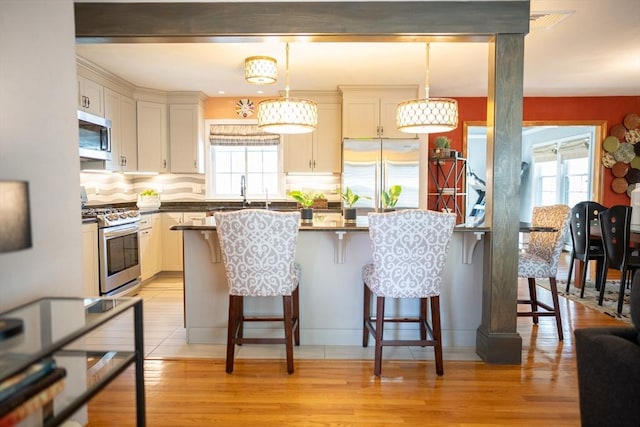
[
  {"x1": 257, "y1": 43, "x2": 318, "y2": 134},
  {"x1": 396, "y1": 43, "x2": 458, "y2": 133},
  {"x1": 244, "y1": 56, "x2": 278, "y2": 84}
]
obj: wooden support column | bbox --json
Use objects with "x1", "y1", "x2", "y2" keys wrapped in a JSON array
[{"x1": 476, "y1": 33, "x2": 525, "y2": 364}]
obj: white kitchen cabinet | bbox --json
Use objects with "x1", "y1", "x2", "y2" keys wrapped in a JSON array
[
  {"x1": 77, "y1": 75, "x2": 104, "y2": 117},
  {"x1": 139, "y1": 213, "x2": 161, "y2": 282},
  {"x1": 340, "y1": 86, "x2": 418, "y2": 139},
  {"x1": 137, "y1": 101, "x2": 168, "y2": 172},
  {"x1": 81, "y1": 222, "x2": 99, "y2": 297},
  {"x1": 284, "y1": 92, "x2": 342, "y2": 174},
  {"x1": 161, "y1": 212, "x2": 206, "y2": 272},
  {"x1": 120, "y1": 95, "x2": 138, "y2": 171},
  {"x1": 169, "y1": 103, "x2": 205, "y2": 173},
  {"x1": 105, "y1": 90, "x2": 138, "y2": 172}
]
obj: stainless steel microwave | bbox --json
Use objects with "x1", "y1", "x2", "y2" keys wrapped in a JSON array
[{"x1": 78, "y1": 110, "x2": 112, "y2": 161}]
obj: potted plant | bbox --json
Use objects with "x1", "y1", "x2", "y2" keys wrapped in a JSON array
[
  {"x1": 381, "y1": 185, "x2": 402, "y2": 211},
  {"x1": 341, "y1": 187, "x2": 369, "y2": 223},
  {"x1": 432, "y1": 136, "x2": 453, "y2": 158},
  {"x1": 289, "y1": 190, "x2": 316, "y2": 223}
]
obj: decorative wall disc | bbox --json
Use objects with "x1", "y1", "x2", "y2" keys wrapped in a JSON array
[
  {"x1": 235, "y1": 98, "x2": 255, "y2": 118},
  {"x1": 603, "y1": 136, "x2": 620, "y2": 153},
  {"x1": 614, "y1": 142, "x2": 635, "y2": 163}
]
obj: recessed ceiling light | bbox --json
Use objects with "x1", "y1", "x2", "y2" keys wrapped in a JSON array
[{"x1": 217, "y1": 90, "x2": 225, "y2": 95}]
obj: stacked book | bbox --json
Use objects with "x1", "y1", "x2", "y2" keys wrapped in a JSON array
[{"x1": 0, "y1": 358, "x2": 66, "y2": 426}]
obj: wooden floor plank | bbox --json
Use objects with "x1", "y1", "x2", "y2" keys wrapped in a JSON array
[{"x1": 86, "y1": 252, "x2": 626, "y2": 426}]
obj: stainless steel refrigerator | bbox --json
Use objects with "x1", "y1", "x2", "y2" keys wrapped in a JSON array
[{"x1": 342, "y1": 138, "x2": 420, "y2": 211}]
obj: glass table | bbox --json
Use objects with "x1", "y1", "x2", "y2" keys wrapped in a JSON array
[{"x1": 0, "y1": 297, "x2": 144, "y2": 426}]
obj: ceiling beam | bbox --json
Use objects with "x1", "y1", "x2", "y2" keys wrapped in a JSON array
[{"x1": 75, "y1": 1, "x2": 530, "y2": 43}]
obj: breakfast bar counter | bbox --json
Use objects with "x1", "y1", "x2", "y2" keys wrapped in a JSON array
[{"x1": 173, "y1": 215, "x2": 487, "y2": 348}]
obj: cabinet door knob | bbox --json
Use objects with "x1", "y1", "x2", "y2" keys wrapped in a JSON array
[{"x1": 163, "y1": 159, "x2": 167, "y2": 168}]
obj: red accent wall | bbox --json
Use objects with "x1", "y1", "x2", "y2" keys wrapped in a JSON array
[{"x1": 431, "y1": 96, "x2": 640, "y2": 208}]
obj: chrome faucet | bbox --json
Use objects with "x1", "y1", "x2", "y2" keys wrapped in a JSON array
[
  {"x1": 265, "y1": 188, "x2": 270, "y2": 210},
  {"x1": 240, "y1": 175, "x2": 248, "y2": 207}
]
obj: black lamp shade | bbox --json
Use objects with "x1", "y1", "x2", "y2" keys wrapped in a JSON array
[{"x1": 0, "y1": 181, "x2": 32, "y2": 253}]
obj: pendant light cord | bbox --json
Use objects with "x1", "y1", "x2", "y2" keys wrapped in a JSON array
[
  {"x1": 285, "y1": 42, "x2": 290, "y2": 100},
  {"x1": 425, "y1": 42, "x2": 430, "y2": 99}
]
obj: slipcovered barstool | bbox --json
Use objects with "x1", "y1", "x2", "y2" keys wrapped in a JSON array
[
  {"x1": 362, "y1": 209, "x2": 456, "y2": 376},
  {"x1": 518, "y1": 204, "x2": 571, "y2": 340},
  {"x1": 214, "y1": 209, "x2": 301, "y2": 374}
]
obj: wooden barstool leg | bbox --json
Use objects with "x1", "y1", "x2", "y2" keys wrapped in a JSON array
[
  {"x1": 292, "y1": 286, "x2": 300, "y2": 346},
  {"x1": 374, "y1": 296, "x2": 385, "y2": 376},
  {"x1": 419, "y1": 298, "x2": 428, "y2": 343},
  {"x1": 363, "y1": 283, "x2": 371, "y2": 347},
  {"x1": 548, "y1": 277, "x2": 564, "y2": 340},
  {"x1": 283, "y1": 295, "x2": 294, "y2": 374},
  {"x1": 528, "y1": 278, "x2": 539, "y2": 324},
  {"x1": 430, "y1": 295, "x2": 444, "y2": 376},
  {"x1": 226, "y1": 295, "x2": 238, "y2": 374}
]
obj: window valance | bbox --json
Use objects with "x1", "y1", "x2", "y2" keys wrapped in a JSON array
[
  {"x1": 532, "y1": 138, "x2": 589, "y2": 163},
  {"x1": 209, "y1": 125, "x2": 280, "y2": 146}
]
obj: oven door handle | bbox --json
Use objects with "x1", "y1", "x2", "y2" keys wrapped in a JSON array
[{"x1": 103, "y1": 225, "x2": 140, "y2": 239}]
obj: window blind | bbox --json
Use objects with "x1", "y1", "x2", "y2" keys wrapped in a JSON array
[{"x1": 209, "y1": 124, "x2": 280, "y2": 146}]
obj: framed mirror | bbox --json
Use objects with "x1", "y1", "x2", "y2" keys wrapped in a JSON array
[{"x1": 462, "y1": 120, "x2": 605, "y2": 226}]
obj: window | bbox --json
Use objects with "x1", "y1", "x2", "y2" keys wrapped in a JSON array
[
  {"x1": 531, "y1": 137, "x2": 591, "y2": 207},
  {"x1": 210, "y1": 145, "x2": 279, "y2": 197},
  {"x1": 205, "y1": 122, "x2": 282, "y2": 199}
]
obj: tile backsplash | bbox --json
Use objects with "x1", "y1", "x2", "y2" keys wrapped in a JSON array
[
  {"x1": 80, "y1": 172, "x2": 341, "y2": 205},
  {"x1": 80, "y1": 173, "x2": 206, "y2": 205}
]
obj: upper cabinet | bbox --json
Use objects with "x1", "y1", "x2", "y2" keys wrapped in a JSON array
[
  {"x1": 104, "y1": 88, "x2": 138, "y2": 172},
  {"x1": 169, "y1": 93, "x2": 207, "y2": 174},
  {"x1": 77, "y1": 75, "x2": 105, "y2": 117},
  {"x1": 339, "y1": 85, "x2": 418, "y2": 139},
  {"x1": 283, "y1": 92, "x2": 342, "y2": 174},
  {"x1": 137, "y1": 100, "x2": 168, "y2": 172}
]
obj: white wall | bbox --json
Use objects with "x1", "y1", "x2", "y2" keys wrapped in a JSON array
[{"x1": 0, "y1": 0, "x2": 82, "y2": 310}]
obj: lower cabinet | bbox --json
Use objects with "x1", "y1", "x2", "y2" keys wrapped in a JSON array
[
  {"x1": 161, "y1": 213, "x2": 184, "y2": 271},
  {"x1": 161, "y1": 212, "x2": 206, "y2": 272},
  {"x1": 81, "y1": 222, "x2": 99, "y2": 297},
  {"x1": 139, "y1": 213, "x2": 161, "y2": 281}
]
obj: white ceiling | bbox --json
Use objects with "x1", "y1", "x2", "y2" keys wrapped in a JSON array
[{"x1": 75, "y1": 0, "x2": 640, "y2": 98}]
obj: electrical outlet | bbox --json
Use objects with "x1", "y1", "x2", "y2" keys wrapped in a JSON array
[{"x1": 193, "y1": 184, "x2": 202, "y2": 194}]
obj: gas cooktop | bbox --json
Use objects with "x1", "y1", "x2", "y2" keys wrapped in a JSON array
[{"x1": 82, "y1": 207, "x2": 140, "y2": 227}]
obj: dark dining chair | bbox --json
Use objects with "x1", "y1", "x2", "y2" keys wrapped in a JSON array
[
  {"x1": 565, "y1": 201, "x2": 607, "y2": 297},
  {"x1": 598, "y1": 205, "x2": 640, "y2": 314}
]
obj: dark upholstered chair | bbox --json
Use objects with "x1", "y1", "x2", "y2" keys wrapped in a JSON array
[
  {"x1": 575, "y1": 272, "x2": 640, "y2": 427},
  {"x1": 565, "y1": 201, "x2": 606, "y2": 296},
  {"x1": 598, "y1": 205, "x2": 640, "y2": 314}
]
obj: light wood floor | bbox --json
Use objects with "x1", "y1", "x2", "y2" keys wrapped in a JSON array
[{"x1": 87, "y1": 252, "x2": 627, "y2": 426}]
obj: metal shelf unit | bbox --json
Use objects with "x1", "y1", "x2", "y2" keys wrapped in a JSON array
[{"x1": 428, "y1": 155, "x2": 467, "y2": 222}]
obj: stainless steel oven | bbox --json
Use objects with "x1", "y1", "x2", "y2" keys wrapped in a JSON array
[
  {"x1": 84, "y1": 207, "x2": 141, "y2": 297},
  {"x1": 99, "y1": 222, "x2": 141, "y2": 296}
]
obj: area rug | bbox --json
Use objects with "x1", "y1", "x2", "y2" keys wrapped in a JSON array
[{"x1": 535, "y1": 278, "x2": 632, "y2": 324}]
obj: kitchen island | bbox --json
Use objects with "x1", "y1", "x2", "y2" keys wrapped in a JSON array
[{"x1": 172, "y1": 215, "x2": 487, "y2": 348}]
